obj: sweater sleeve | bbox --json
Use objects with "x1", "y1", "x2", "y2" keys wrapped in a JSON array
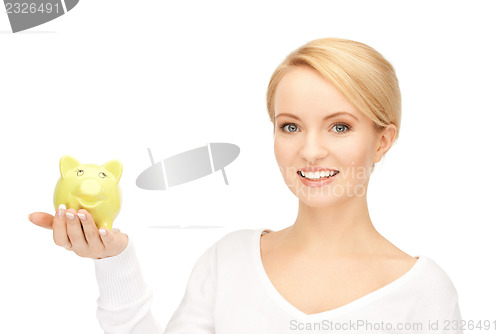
[
  {"x1": 93, "y1": 240, "x2": 162, "y2": 334},
  {"x1": 163, "y1": 243, "x2": 216, "y2": 333},
  {"x1": 94, "y1": 239, "x2": 217, "y2": 334}
]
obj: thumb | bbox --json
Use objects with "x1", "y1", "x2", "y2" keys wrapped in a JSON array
[{"x1": 28, "y1": 212, "x2": 54, "y2": 230}]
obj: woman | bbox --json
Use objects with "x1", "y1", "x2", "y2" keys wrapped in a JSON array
[{"x1": 29, "y1": 37, "x2": 463, "y2": 333}]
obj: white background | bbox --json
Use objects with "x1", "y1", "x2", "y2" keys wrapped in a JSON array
[{"x1": 1, "y1": 0, "x2": 499, "y2": 333}]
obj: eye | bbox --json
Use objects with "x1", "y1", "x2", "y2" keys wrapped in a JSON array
[
  {"x1": 278, "y1": 122, "x2": 299, "y2": 133},
  {"x1": 99, "y1": 172, "x2": 107, "y2": 178},
  {"x1": 331, "y1": 123, "x2": 351, "y2": 134},
  {"x1": 278, "y1": 121, "x2": 352, "y2": 134},
  {"x1": 77, "y1": 169, "x2": 84, "y2": 176}
]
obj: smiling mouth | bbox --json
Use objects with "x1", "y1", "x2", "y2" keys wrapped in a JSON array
[
  {"x1": 78, "y1": 198, "x2": 101, "y2": 207},
  {"x1": 297, "y1": 170, "x2": 340, "y2": 181}
]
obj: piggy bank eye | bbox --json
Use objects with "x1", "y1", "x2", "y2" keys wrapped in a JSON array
[
  {"x1": 77, "y1": 169, "x2": 84, "y2": 176},
  {"x1": 99, "y1": 172, "x2": 107, "y2": 178}
]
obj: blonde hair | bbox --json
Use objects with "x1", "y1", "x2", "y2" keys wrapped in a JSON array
[{"x1": 266, "y1": 37, "x2": 402, "y2": 142}]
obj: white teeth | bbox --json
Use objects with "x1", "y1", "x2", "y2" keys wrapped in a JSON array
[{"x1": 299, "y1": 170, "x2": 338, "y2": 180}]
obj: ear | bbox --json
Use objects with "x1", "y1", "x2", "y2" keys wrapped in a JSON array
[
  {"x1": 102, "y1": 159, "x2": 123, "y2": 184},
  {"x1": 60, "y1": 155, "x2": 81, "y2": 178},
  {"x1": 373, "y1": 124, "x2": 397, "y2": 164}
]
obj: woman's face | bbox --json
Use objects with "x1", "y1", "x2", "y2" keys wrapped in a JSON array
[{"x1": 273, "y1": 66, "x2": 395, "y2": 207}]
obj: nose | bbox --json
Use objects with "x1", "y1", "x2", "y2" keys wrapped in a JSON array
[
  {"x1": 80, "y1": 179, "x2": 102, "y2": 198},
  {"x1": 299, "y1": 133, "x2": 328, "y2": 164}
]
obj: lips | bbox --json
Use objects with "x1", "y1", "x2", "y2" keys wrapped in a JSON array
[
  {"x1": 295, "y1": 167, "x2": 340, "y2": 187},
  {"x1": 297, "y1": 169, "x2": 339, "y2": 178},
  {"x1": 298, "y1": 171, "x2": 338, "y2": 187},
  {"x1": 297, "y1": 167, "x2": 340, "y2": 180}
]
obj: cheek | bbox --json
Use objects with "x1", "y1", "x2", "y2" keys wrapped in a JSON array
[
  {"x1": 274, "y1": 137, "x2": 287, "y2": 164},
  {"x1": 274, "y1": 138, "x2": 295, "y2": 179},
  {"x1": 341, "y1": 142, "x2": 369, "y2": 165},
  {"x1": 335, "y1": 139, "x2": 373, "y2": 181}
]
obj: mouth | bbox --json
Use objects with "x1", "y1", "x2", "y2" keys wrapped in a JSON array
[
  {"x1": 78, "y1": 198, "x2": 102, "y2": 208},
  {"x1": 297, "y1": 169, "x2": 340, "y2": 181}
]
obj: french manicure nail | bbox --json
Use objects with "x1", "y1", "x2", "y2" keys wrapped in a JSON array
[
  {"x1": 66, "y1": 212, "x2": 74, "y2": 220},
  {"x1": 77, "y1": 213, "x2": 86, "y2": 220},
  {"x1": 58, "y1": 204, "x2": 66, "y2": 217},
  {"x1": 99, "y1": 228, "x2": 106, "y2": 237}
]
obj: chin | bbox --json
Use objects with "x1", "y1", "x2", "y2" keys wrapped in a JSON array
[
  {"x1": 292, "y1": 186, "x2": 344, "y2": 208},
  {"x1": 300, "y1": 197, "x2": 347, "y2": 209}
]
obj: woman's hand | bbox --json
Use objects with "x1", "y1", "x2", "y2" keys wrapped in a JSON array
[{"x1": 29, "y1": 205, "x2": 128, "y2": 259}]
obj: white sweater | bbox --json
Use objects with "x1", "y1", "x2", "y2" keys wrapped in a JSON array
[{"x1": 93, "y1": 228, "x2": 463, "y2": 334}]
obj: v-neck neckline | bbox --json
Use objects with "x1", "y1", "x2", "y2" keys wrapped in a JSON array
[{"x1": 253, "y1": 227, "x2": 426, "y2": 319}]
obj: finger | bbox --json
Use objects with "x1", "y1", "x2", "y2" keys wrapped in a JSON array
[
  {"x1": 97, "y1": 228, "x2": 129, "y2": 258},
  {"x1": 98, "y1": 228, "x2": 110, "y2": 245},
  {"x1": 66, "y1": 208, "x2": 88, "y2": 250},
  {"x1": 52, "y1": 204, "x2": 71, "y2": 249},
  {"x1": 99, "y1": 228, "x2": 127, "y2": 249},
  {"x1": 77, "y1": 209, "x2": 104, "y2": 251},
  {"x1": 29, "y1": 212, "x2": 55, "y2": 229}
]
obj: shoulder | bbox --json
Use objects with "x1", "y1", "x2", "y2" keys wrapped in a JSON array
[
  {"x1": 196, "y1": 228, "x2": 266, "y2": 264},
  {"x1": 207, "y1": 228, "x2": 270, "y2": 265},
  {"x1": 216, "y1": 228, "x2": 260, "y2": 245},
  {"x1": 412, "y1": 255, "x2": 459, "y2": 301},
  {"x1": 189, "y1": 229, "x2": 259, "y2": 274},
  {"x1": 210, "y1": 228, "x2": 263, "y2": 256}
]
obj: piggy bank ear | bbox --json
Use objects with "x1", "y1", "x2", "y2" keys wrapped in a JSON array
[
  {"x1": 102, "y1": 159, "x2": 123, "y2": 183},
  {"x1": 60, "y1": 155, "x2": 81, "y2": 178}
]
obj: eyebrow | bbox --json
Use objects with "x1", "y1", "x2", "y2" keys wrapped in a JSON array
[{"x1": 275, "y1": 112, "x2": 359, "y2": 121}]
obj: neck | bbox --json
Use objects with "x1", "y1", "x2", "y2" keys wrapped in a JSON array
[{"x1": 285, "y1": 194, "x2": 383, "y2": 258}]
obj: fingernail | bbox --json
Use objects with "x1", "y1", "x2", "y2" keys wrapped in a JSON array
[
  {"x1": 28, "y1": 213, "x2": 32, "y2": 221},
  {"x1": 99, "y1": 228, "x2": 107, "y2": 237},
  {"x1": 66, "y1": 212, "x2": 74, "y2": 220},
  {"x1": 77, "y1": 213, "x2": 86, "y2": 221},
  {"x1": 58, "y1": 204, "x2": 66, "y2": 217}
]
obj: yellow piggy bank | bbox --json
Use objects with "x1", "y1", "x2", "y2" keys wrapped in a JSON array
[{"x1": 53, "y1": 155, "x2": 122, "y2": 230}]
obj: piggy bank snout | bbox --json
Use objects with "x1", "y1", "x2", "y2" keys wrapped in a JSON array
[{"x1": 79, "y1": 179, "x2": 103, "y2": 198}]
